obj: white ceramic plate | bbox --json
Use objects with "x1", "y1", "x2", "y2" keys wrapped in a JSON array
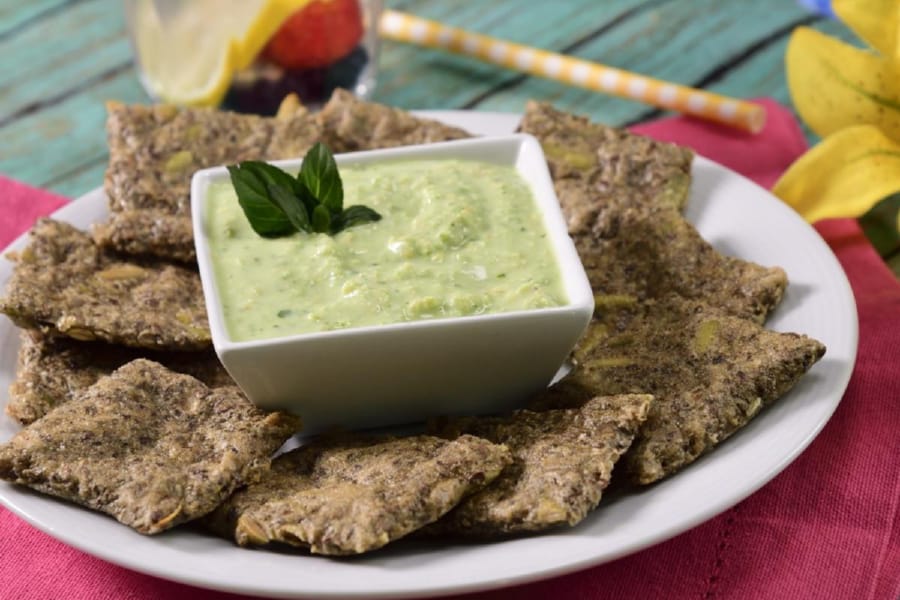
[{"x1": 0, "y1": 111, "x2": 857, "y2": 599}]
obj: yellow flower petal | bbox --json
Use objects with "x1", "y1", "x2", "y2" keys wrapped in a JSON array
[
  {"x1": 832, "y1": 0, "x2": 900, "y2": 63},
  {"x1": 786, "y1": 27, "x2": 900, "y2": 139},
  {"x1": 773, "y1": 125, "x2": 900, "y2": 222}
]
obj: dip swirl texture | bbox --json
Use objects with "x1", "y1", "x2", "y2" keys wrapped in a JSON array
[{"x1": 207, "y1": 159, "x2": 566, "y2": 341}]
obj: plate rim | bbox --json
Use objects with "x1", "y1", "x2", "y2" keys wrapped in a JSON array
[{"x1": 0, "y1": 109, "x2": 858, "y2": 599}]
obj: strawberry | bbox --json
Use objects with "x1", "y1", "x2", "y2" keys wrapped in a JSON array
[{"x1": 263, "y1": 0, "x2": 364, "y2": 70}]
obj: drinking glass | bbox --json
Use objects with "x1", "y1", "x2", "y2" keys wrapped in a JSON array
[{"x1": 125, "y1": 0, "x2": 382, "y2": 114}]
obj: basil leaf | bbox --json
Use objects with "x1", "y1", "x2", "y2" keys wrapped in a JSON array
[
  {"x1": 312, "y1": 204, "x2": 332, "y2": 234},
  {"x1": 336, "y1": 205, "x2": 382, "y2": 231},
  {"x1": 241, "y1": 161, "x2": 303, "y2": 197},
  {"x1": 267, "y1": 183, "x2": 311, "y2": 233},
  {"x1": 227, "y1": 165, "x2": 293, "y2": 237},
  {"x1": 300, "y1": 143, "x2": 343, "y2": 214},
  {"x1": 228, "y1": 144, "x2": 380, "y2": 239},
  {"x1": 295, "y1": 180, "x2": 320, "y2": 216}
]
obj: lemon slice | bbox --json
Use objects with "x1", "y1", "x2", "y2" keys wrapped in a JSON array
[{"x1": 129, "y1": 0, "x2": 311, "y2": 106}]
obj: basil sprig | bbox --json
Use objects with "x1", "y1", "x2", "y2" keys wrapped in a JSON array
[{"x1": 226, "y1": 143, "x2": 381, "y2": 237}]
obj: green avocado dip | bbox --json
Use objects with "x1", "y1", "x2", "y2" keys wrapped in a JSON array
[{"x1": 206, "y1": 159, "x2": 567, "y2": 341}]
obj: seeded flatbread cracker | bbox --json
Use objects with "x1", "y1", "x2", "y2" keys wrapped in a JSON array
[
  {"x1": 578, "y1": 202, "x2": 787, "y2": 324},
  {"x1": 534, "y1": 297, "x2": 825, "y2": 484},
  {"x1": 0, "y1": 359, "x2": 301, "y2": 534},
  {"x1": 6, "y1": 331, "x2": 232, "y2": 425},
  {"x1": 520, "y1": 102, "x2": 784, "y2": 324},
  {"x1": 206, "y1": 433, "x2": 511, "y2": 555},
  {"x1": 92, "y1": 211, "x2": 197, "y2": 264},
  {"x1": 0, "y1": 219, "x2": 209, "y2": 350},
  {"x1": 427, "y1": 394, "x2": 651, "y2": 536},
  {"x1": 429, "y1": 394, "x2": 653, "y2": 536},
  {"x1": 97, "y1": 99, "x2": 322, "y2": 262},
  {"x1": 519, "y1": 101, "x2": 694, "y2": 229},
  {"x1": 317, "y1": 88, "x2": 471, "y2": 152},
  {"x1": 518, "y1": 101, "x2": 816, "y2": 482}
]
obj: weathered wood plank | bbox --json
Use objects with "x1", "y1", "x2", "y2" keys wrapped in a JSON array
[
  {"x1": 43, "y1": 159, "x2": 107, "y2": 198},
  {"x1": 3, "y1": 0, "x2": 667, "y2": 195},
  {"x1": 0, "y1": 0, "x2": 857, "y2": 198},
  {"x1": 0, "y1": 0, "x2": 72, "y2": 38},
  {"x1": 705, "y1": 19, "x2": 858, "y2": 144},
  {"x1": 0, "y1": 70, "x2": 148, "y2": 191},
  {"x1": 373, "y1": 0, "x2": 663, "y2": 109},
  {"x1": 461, "y1": 0, "x2": 821, "y2": 125},
  {"x1": 0, "y1": 0, "x2": 131, "y2": 122}
]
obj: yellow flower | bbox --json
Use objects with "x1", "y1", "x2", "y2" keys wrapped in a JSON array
[{"x1": 774, "y1": 0, "x2": 900, "y2": 230}]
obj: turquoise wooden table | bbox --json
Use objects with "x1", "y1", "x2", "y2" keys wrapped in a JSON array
[{"x1": 0, "y1": 0, "x2": 857, "y2": 199}]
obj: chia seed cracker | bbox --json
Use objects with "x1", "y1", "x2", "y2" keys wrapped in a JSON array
[
  {"x1": 427, "y1": 394, "x2": 652, "y2": 536},
  {"x1": 519, "y1": 101, "x2": 694, "y2": 230},
  {"x1": 0, "y1": 359, "x2": 301, "y2": 534},
  {"x1": 534, "y1": 297, "x2": 825, "y2": 484},
  {"x1": 206, "y1": 433, "x2": 511, "y2": 555},
  {"x1": 575, "y1": 201, "x2": 787, "y2": 325},
  {"x1": 520, "y1": 101, "x2": 785, "y2": 324},
  {"x1": 317, "y1": 88, "x2": 471, "y2": 152},
  {"x1": 0, "y1": 219, "x2": 210, "y2": 350},
  {"x1": 519, "y1": 101, "x2": 822, "y2": 483},
  {"x1": 97, "y1": 99, "x2": 322, "y2": 262},
  {"x1": 6, "y1": 330, "x2": 232, "y2": 425}
]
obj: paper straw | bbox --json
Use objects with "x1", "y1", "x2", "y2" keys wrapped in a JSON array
[{"x1": 378, "y1": 10, "x2": 766, "y2": 134}]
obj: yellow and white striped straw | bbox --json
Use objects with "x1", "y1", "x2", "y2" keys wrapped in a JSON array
[{"x1": 378, "y1": 10, "x2": 766, "y2": 134}]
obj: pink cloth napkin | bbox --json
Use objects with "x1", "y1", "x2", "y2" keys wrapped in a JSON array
[
  {"x1": 0, "y1": 177, "x2": 67, "y2": 249},
  {"x1": 1, "y1": 99, "x2": 898, "y2": 600}
]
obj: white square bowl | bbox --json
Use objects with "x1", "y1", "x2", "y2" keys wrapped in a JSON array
[{"x1": 192, "y1": 134, "x2": 594, "y2": 432}]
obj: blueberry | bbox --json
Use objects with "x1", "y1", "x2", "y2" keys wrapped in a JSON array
[
  {"x1": 223, "y1": 46, "x2": 370, "y2": 115},
  {"x1": 325, "y1": 46, "x2": 369, "y2": 91}
]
